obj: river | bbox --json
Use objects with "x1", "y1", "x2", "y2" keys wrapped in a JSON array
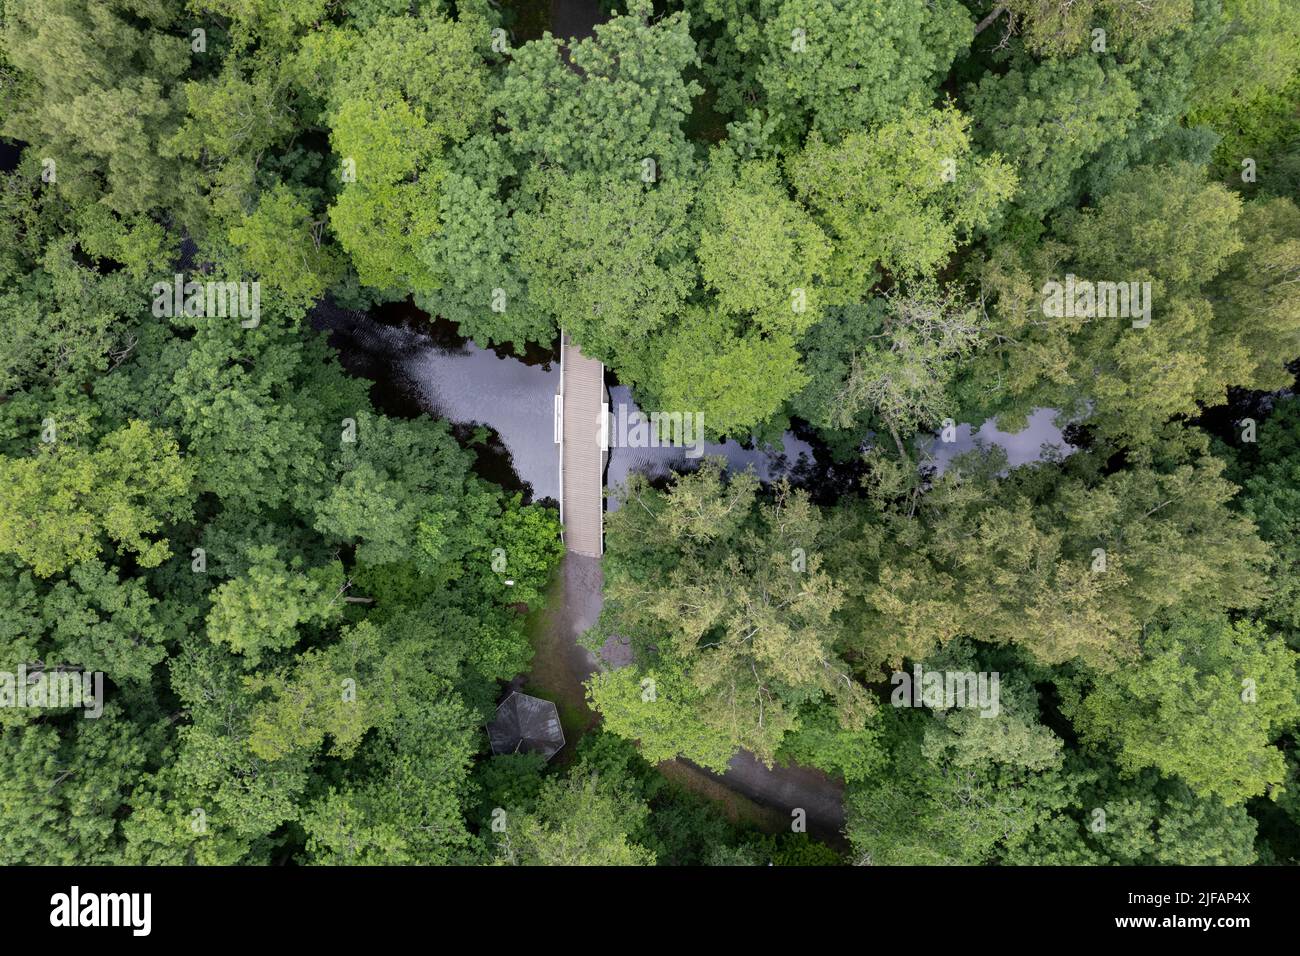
[{"x1": 310, "y1": 298, "x2": 829, "y2": 506}]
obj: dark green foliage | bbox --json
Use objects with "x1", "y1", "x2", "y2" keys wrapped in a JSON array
[{"x1": 1, "y1": 0, "x2": 1297, "y2": 870}]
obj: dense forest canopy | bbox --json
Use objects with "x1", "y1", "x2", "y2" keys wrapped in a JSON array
[{"x1": 0, "y1": 0, "x2": 1298, "y2": 866}]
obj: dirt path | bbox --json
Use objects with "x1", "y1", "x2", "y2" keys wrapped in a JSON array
[
  {"x1": 661, "y1": 756, "x2": 848, "y2": 845},
  {"x1": 711, "y1": 753, "x2": 846, "y2": 843},
  {"x1": 522, "y1": 553, "x2": 605, "y2": 755}
]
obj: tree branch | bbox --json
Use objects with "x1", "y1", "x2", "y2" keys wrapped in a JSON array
[{"x1": 975, "y1": 3, "x2": 1008, "y2": 34}]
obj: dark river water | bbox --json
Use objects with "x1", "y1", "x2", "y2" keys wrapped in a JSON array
[
  {"x1": 310, "y1": 300, "x2": 835, "y2": 507},
  {"x1": 924, "y1": 407, "x2": 1072, "y2": 475},
  {"x1": 311, "y1": 299, "x2": 1077, "y2": 505}
]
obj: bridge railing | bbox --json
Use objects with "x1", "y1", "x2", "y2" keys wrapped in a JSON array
[
  {"x1": 599, "y1": 395, "x2": 607, "y2": 555},
  {"x1": 556, "y1": 332, "x2": 566, "y2": 532}
]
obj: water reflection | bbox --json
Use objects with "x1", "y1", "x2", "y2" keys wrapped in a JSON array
[
  {"x1": 920, "y1": 407, "x2": 1075, "y2": 475},
  {"x1": 312, "y1": 300, "x2": 561, "y2": 502},
  {"x1": 313, "y1": 299, "x2": 1073, "y2": 514},
  {"x1": 312, "y1": 302, "x2": 819, "y2": 509},
  {"x1": 604, "y1": 385, "x2": 816, "y2": 510},
  {"x1": 402, "y1": 341, "x2": 562, "y2": 500}
]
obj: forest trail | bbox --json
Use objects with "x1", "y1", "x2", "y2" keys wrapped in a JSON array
[{"x1": 666, "y1": 755, "x2": 848, "y2": 845}]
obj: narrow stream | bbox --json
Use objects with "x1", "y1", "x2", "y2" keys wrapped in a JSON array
[
  {"x1": 313, "y1": 297, "x2": 1076, "y2": 506},
  {"x1": 310, "y1": 299, "x2": 824, "y2": 505},
  {"x1": 923, "y1": 407, "x2": 1073, "y2": 475}
]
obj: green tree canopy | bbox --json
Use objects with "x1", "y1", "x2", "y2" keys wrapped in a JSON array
[{"x1": 1068, "y1": 614, "x2": 1300, "y2": 805}]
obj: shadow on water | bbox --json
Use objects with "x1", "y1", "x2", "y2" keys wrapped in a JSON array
[
  {"x1": 1191, "y1": 361, "x2": 1299, "y2": 446},
  {"x1": 499, "y1": 0, "x2": 552, "y2": 43},
  {"x1": 549, "y1": 0, "x2": 603, "y2": 42}
]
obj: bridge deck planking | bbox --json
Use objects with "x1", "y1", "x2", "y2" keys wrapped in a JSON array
[{"x1": 559, "y1": 333, "x2": 605, "y2": 557}]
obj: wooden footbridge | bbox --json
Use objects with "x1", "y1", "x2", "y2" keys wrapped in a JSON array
[{"x1": 555, "y1": 331, "x2": 608, "y2": 557}]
